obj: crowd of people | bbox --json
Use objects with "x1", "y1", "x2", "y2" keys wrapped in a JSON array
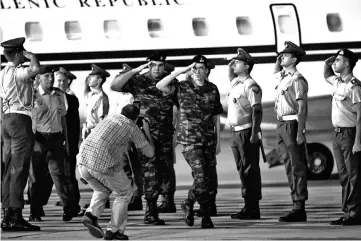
[{"x1": 1, "y1": 37, "x2": 360, "y2": 240}]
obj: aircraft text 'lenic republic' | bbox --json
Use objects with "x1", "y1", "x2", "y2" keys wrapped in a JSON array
[{"x1": 0, "y1": 0, "x2": 184, "y2": 9}]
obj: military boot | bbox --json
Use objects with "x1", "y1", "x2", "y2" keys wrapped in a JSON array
[
  {"x1": 180, "y1": 199, "x2": 194, "y2": 227},
  {"x1": 200, "y1": 203, "x2": 214, "y2": 229},
  {"x1": 6, "y1": 208, "x2": 41, "y2": 231},
  {"x1": 143, "y1": 199, "x2": 165, "y2": 225},
  {"x1": 279, "y1": 201, "x2": 307, "y2": 222},
  {"x1": 195, "y1": 202, "x2": 217, "y2": 217},
  {"x1": 158, "y1": 194, "x2": 176, "y2": 213},
  {"x1": 231, "y1": 200, "x2": 260, "y2": 220},
  {"x1": 1, "y1": 208, "x2": 12, "y2": 231}
]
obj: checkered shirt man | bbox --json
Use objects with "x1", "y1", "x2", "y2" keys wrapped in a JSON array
[{"x1": 77, "y1": 114, "x2": 149, "y2": 174}]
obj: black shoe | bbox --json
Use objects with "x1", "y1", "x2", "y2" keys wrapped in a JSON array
[
  {"x1": 81, "y1": 212, "x2": 104, "y2": 238},
  {"x1": 195, "y1": 204, "x2": 217, "y2": 217},
  {"x1": 201, "y1": 216, "x2": 214, "y2": 229},
  {"x1": 63, "y1": 206, "x2": 80, "y2": 222},
  {"x1": 342, "y1": 217, "x2": 361, "y2": 226},
  {"x1": 1, "y1": 208, "x2": 12, "y2": 231},
  {"x1": 29, "y1": 214, "x2": 42, "y2": 222},
  {"x1": 78, "y1": 209, "x2": 86, "y2": 217},
  {"x1": 279, "y1": 209, "x2": 307, "y2": 222},
  {"x1": 7, "y1": 209, "x2": 41, "y2": 232},
  {"x1": 180, "y1": 200, "x2": 194, "y2": 227},
  {"x1": 83, "y1": 203, "x2": 90, "y2": 209},
  {"x1": 104, "y1": 230, "x2": 129, "y2": 240},
  {"x1": 231, "y1": 207, "x2": 260, "y2": 220},
  {"x1": 143, "y1": 214, "x2": 166, "y2": 225},
  {"x1": 128, "y1": 196, "x2": 143, "y2": 211},
  {"x1": 55, "y1": 201, "x2": 62, "y2": 207},
  {"x1": 329, "y1": 217, "x2": 344, "y2": 225}
]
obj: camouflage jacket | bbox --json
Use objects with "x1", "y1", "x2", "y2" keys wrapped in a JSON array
[
  {"x1": 121, "y1": 71, "x2": 178, "y2": 142},
  {"x1": 176, "y1": 78, "x2": 223, "y2": 145}
]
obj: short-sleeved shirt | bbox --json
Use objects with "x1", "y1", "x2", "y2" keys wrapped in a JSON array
[
  {"x1": 274, "y1": 70, "x2": 308, "y2": 118},
  {"x1": 0, "y1": 63, "x2": 34, "y2": 116},
  {"x1": 32, "y1": 85, "x2": 67, "y2": 133},
  {"x1": 109, "y1": 91, "x2": 134, "y2": 115},
  {"x1": 227, "y1": 77, "x2": 262, "y2": 127},
  {"x1": 84, "y1": 90, "x2": 109, "y2": 129},
  {"x1": 326, "y1": 74, "x2": 361, "y2": 127},
  {"x1": 121, "y1": 71, "x2": 177, "y2": 141},
  {"x1": 175, "y1": 78, "x2": 223, "y2": 145},
  {"x1": 77, "y1": 114, "x2": 149, "y2": 174}
]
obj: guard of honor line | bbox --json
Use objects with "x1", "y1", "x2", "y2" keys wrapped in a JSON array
[{"x1": 0, "y1": 37, "x2": 360, "y2": 240}]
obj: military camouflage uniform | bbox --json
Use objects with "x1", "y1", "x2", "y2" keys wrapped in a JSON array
[
  {"x1": 176, "y1": 78, "x2": 223, "y2": 205},
  {"x1": 121, "y1": 71, "x2": 177, "y2": 201}
]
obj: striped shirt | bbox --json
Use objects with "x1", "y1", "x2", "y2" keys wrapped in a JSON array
[{"x1": 77, "y1": 114, "x2": 149, "y2": 174}]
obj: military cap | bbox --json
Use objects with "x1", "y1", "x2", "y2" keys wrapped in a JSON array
[
  {"x1": 38, "y1": 65, "x2": 56, "y2": 75},
  {"x1": 121, "y1": 104, "x2": 140, "y2": 121},
  {"x1": 207, "y1": 61, "x2": 215, "y2": 70},
  {"x1": 191, "y1": 55, "x2": 208, "y2": 67},
  {"x1": 55, "y1": 67, "x2": 77, "y2": 80},
  {"x1": 147, "y1": 51, "x2": 166, "y2": 62},
  {"x1": 232, "y1": 48, "x2": 255, "y2": 64},
  {"x1": 89, "y1": 64, "x2": 110, "y2": 78},
  {"x1": 1, "y1": 37, "x2": 26, "y2": 51},
  {"x1": 280, "y1": 41, "x2": 306, "y2": 57},
  {"x1": 336, "y1": 49, "x2": 358, "y2": 65}
]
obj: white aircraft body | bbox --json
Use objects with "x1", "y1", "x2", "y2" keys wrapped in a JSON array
[{"x1": 1, "y1": 0, "x2": 361, "y2": 179}]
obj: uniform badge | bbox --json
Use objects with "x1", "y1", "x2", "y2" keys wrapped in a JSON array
[
  {"x1": 160, "y1": 56, "x2": 163, "y2": 61},
  {"x1": 200, "y1": 58, "x2": 204, "y2": 63}
]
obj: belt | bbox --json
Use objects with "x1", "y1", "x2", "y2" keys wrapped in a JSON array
[
  {"x1": 277, "y1": 114, "x2": 298, "y2": 121},
  {"x1": 231, "y1": 123, "x2": 252, "y2": 132},
  {"x1": 37, "y1": 132, "x2": 63, "y2": 137},
  {"x1": 334, "y1": 127, "x2": 356, "y2": 133}
]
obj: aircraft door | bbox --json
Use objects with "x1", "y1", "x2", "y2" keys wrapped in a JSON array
[{"x1": 270, "y1": 4, "x2": 301, "y2": 53}]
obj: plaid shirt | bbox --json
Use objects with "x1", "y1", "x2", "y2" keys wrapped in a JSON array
[{"x1": 77, "y1": 114, "x2": 149, "y2": 174}]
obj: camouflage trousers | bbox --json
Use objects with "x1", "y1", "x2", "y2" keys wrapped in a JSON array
[
  {"x1": 159, "y1": 139, "x2": 176, "y2": 196},
  {"x1": 182, "y1": 144, "x2": 214, "y2": 205},
  {"x1": 140, "y1": 153, "x2": 161, "y2": 201}
]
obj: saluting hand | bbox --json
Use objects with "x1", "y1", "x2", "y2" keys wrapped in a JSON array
[
  {"x1": 325, "y1": 56, "x2": 336, "y2": 65},
  {"x1": 134, "y1": 62, "x2": 151, "y2": 73},
  {"x1": 296, "y1": 132, "x2": 306, "y2": 145},
  {"x1": 22, "y1": 50, "x2": 34, "y2": 60},
  {"x1": 352, "y1": 142, "x2": 361, "y2": 154},
  {"x1": 182, "y1": 62, "x2": 196, "y2": 74}
]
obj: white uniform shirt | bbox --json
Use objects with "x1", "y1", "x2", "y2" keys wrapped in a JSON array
[
  {"x1": 274, "y1": 70, "x2": 308, "y2": 118},
  {"x1": 327, "y1": 74, "x2": 361, "y2": 127},
  {"x1": 227, "y1": 77, "x2": 262, "y2": 127}
]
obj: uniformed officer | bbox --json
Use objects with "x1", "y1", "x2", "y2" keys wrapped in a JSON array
[
  {"x1": 82, "y1": 64, "x2": 110, "y2": 140},
  {"x1": 156, "y1": 55, "x2": 223, "y2": 229},
  {"x1": 273, "y1": 41, "x2": 308, "y2": 222},
  {"x1": 227, "y1": 48, "x2": 263, "y2": 220},
  {"x1": 110, "y1": 51, "x2": 178, "y2": 225},
  {"x1": 28, "y1": 65, "x2": 79, "y2": 222},
  {"x1": 324, "y1": 49, "x2": 361, "y2": 226},
  {"x1": 53, "y1": 67, "x2": 81, "y2": 210},
  {"x1": 0, "y1": 37, "x2": 41, "y2": 232}
]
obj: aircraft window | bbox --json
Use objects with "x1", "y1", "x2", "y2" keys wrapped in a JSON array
[
  {"x1": 65, "y1": 21, "x2": 82, "y2": 40},
  {"x1": 236, "y1": 17, "x2": 252, "y2": 35},
  {"x1": 277, "y1": 15, "x2": 297, "y2": 34},
  {"x1": 25, "y1": 22, "x2": 43, "y2": 41},
  {"x1": 104, "y1": 20, "x2": 121, "y2": 39},
  {"x1": 192, "y1": 18, "x2": 208, "y2": 37},
  {"x1": 326, "y1": 13, "x2": 343, "y2": 32},
  {"x1": 148, "y1": 19, "x2": 163, "y2": 38}
]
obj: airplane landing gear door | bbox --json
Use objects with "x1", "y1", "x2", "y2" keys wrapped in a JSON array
[{"x1": 270, "y1": 4, "x2": 301, "y2": 53}]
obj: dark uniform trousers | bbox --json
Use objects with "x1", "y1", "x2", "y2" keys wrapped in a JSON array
[
  {"x1": 1, "y1": 113, "x2": 34, "y2": 209},
  {"x1": 182, "y1": 144, "x2": 212, "y2": 205},
  {"x1": 231, "y1": 128, "x2": 262, "y2": 202},
  {"x1": 276, "y1": 120, "x2": 308, "y2": 201},
  {"x1": 28, "y1": 131, "x2": 74, "y2": 215},
  {"x1": 332, "y1": 127, "x2": 361, "y2": 219},
  {"x1": 158, "y1": 135, "x2": 176, "y2": 197},
  {"x1": 124, "y1": 143, "x2": 144, "y2": 197}
]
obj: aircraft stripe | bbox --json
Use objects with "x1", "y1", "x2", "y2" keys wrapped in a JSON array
[{"x1": 1, "y1": 42, "x2": 360, "y2": 71}]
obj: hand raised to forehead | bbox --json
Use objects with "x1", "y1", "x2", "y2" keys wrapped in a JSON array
[{"x1": 325, "y1": 56, "x2": 336, "y2": 65}]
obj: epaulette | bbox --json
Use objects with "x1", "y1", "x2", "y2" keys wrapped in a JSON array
[{"x1": 351, "y1": 78, "x2": 361, "y2": 89}]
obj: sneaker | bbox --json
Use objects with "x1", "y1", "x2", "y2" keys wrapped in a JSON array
[
  {"x1": 104, "y1": 230, "x2": 129, "y2": 240},
  {"x1": 81, "y1": 212, "x2": 104, "y2": 238}
]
